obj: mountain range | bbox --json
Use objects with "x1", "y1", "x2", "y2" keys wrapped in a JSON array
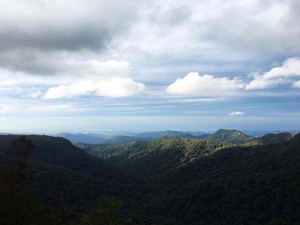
[
  {"x1": 1, "y1": 131, "x2": 299, "y2": 225},
  {"x1": 60, "y1": 129, "x2": 297, "y2": 145}
]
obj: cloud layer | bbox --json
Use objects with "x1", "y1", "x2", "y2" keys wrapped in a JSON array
[
  {"x1": 0, "y1": 0, "x2": 299, "y2": 132},
  {"x1": 0, "y1": 0, "x2": 136, "y2": 51},
  {"x1": 166, "y1": 72, "x2": 245, "y2": 96},
  {"x1": 44, "y1": 78, "x2": 145, "y2": 99},
  {"x1": 42, "y1": 60, "x2": 145, "y2": 98},
  {"x1": 246, "y1": 57, "x2": 300, "y2": 90},
  {"x1": 0, "y1": 0, "x2": 137, "y2": 74},
  {"x1": 166, "y1": 57, "x2": 300, "y2": 96}
]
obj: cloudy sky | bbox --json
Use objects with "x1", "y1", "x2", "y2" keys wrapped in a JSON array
[{"x1": 0, "y1": 0, "x2": 300, "y2": 133}]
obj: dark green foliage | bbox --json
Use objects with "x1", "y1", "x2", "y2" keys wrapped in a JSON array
[
  {"x1": 257, "y1": 132, "x2": 296, "y2": 145},
  {"x1": 79, "y1": 137, "x2": 234, "y2": 179},
  {"x1": 150, "y1": 172, "x2": 300, "y2": 225},
  {"x1": 148, "y1": 134, "x2": 300, "y2": 225},
  {"x1": 0, "y1": 135, "x2": 145, "y2": 225},
  {"x1": 81, "y1": 134, "x2": 300, "y2": 224},
  {"x1": 0, "y1": 169, "x2": 60, "y2": 225},
  {"x1": 0, "y1": 135, "x2": 134, "y2": 183},
  {"x1": 80, "y1": 197, "x2": 132, "y2": 225},
  {"x1": 0, "y1": 136, "x2": 60, "y2": 225},
  {"x1": 1, "y1": 133, "x2": 300, "y2": 225}
]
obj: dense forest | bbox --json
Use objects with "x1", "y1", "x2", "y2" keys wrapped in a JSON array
[{"x1": 0, "y1": 132, "x2": 300, "y2": 224}]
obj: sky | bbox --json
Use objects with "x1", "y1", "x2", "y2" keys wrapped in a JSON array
[{"x1": 0, "y1": 0, "x2": 300, "y2": 133}]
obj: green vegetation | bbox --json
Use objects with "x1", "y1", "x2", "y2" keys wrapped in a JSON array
[
  {"x1": 69, "y1": 129, "x2": 297, "y2": 146},
  {"x1": 0, "y1": 135, "x2": 144, "y2": 225},
  {"x1": 257, "y1": 132, "x2": 296, "y2": 145},
  {"x1": 149, "y1": 134, "x2": 300, "y2": 224},
  {"x1": 79, "y1": 137, "x2": 234, "y2": 179},
  {"x1": 80, "y1": 197, "x2": 132, "y2": 225},
  {"x1": 205, "y1": 129, "x2": 255, "y2": 144},
  {"x1": 1, "y1": 133, "x2": 300, "y2": 224}
]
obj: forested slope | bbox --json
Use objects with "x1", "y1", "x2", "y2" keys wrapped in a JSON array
[{"x1": 1, "y1": 134, "x2": 300, "y2": 225}]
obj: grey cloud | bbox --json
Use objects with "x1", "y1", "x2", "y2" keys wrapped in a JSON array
[
  {"x1": 0, "y1": 49, "x2": 65, "y2": 74},
  {"x1": 0, "y1": 25, "x2": 110, "y2": 51},
  {"x1": 199, "y1": 1, "x2": 300, "y2": 54},
  {"x1": 0, "y1": 0, "x2": 137, "y2": 74},
  {"x1": 123, "y1": 0, "x2": 300, "y2": 84},
  {"x1": 0, "y1": 0, "x2": 136, "y2": 52},
  {"x1": 1, "y1": 0, "x2": 300, "y2": 83}
]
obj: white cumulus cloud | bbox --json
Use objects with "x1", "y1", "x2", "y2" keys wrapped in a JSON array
[
  {"x1": 31, "y1": 60, "x2": 146, "y2": 99},
  {"x1": 228, "y1": 111, "x2": 245, "y2": 116},
  {"x1": 246, "y1": 57, "x2": 300, "y2": 90},
  {"x1": 166, "y1": 72, "x2": 245, "y2": 96},
  {"x1": 94, "y1": 78, "x2": 145, "y2": 97},
  {"x1": 43, "y1": 81, "x2": 96, "y2": 99},
  {"x1": 43, "y1": 78, "x2": 145, "y2": 99}
]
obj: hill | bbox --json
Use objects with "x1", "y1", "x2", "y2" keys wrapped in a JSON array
[
  {"x1": 257, "y1": 132, "x2": 296, "y2": 145},
  {"x1": 78, "y1": 137, "x2": 235, "y2": 179},
  {"x1": 0, "y1": 135, "x2": 145, "y2": 225},
  {"x1": 59, "y1": 130, "x2": 202, "y2": 145},
  {"x1": 77, "y1": 131, "x2": 299, "y2": 180},
  {"x1": 205, "y1": 128, "x2": 255, "y2": 144},
  {"x1": 1, "y1": 133, "x2": 300, "y2": 225},
  {"x1": 147, "y1": 133, "x2": 300, "y2": 225},
  {"x1": 78, "y1": 134, "x2": 300, "y2": 224},
  {"x1": 0, "y1": 135, "x2": 133, "y2": 182},
  {"x1": 59, "y1": 129, "x2": 299, "y2": 146}
]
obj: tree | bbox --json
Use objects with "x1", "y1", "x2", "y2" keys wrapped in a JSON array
[{"x1": 80, "y1": 197, "x2": 132, "y2": 225}]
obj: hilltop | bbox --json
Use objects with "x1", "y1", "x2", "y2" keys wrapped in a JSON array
[{"x1": 205, "y1": 129, "x2": 255, "y2": 144}]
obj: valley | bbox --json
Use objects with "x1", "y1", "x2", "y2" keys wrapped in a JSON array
[{"x1": 1, "y1": 130, "x2": 299, "y2": 224}]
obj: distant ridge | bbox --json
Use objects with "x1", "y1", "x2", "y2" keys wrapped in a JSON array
[
  {"x1": 257, "y1": 132, "x2": 296, "y2": 145},
  {"x1": 59, "y1": 130, "x2": 203, "y2": 144},
  {"x1": 205, "y1": 129, "x2": 255, "y2": 144},
  {"x1": 59, "y1": 129, "x2": 299, "y2": 145},
  {"x1": 134, "y1": 130, "x2": 195, "y2": 139}
]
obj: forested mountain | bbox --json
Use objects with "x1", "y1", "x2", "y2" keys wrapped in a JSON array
[
  {"x1": 257, "y1": 132, "x2": 296, "y2": 145},
  {"x1": 148, "y1": 133, "x2": 300, "y2": 225},
  {"x1": 78, "y1": 137, "x2": 234, "y2": 179},
  {"x1": 77, "y1": 131, "x2": 300, "y2": 181},
  {"x1": 204, "y1": 129, "x2": 255, "y2": 144},
  {"x1": 1, "y1": 133, "x2": 300, "y2": 225},
  {"x1": 61, "y1": 129, "x2": 298, "y2": 146},
  {"x1": 0, "y1": 135, "x2": 133, "y2": 182},
  {"x1": 59, "y1": 130, "x2": 200, "y2": 145},
  {"x1": 0, "y1": 135, "x2": 145, "y2": 225}
]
